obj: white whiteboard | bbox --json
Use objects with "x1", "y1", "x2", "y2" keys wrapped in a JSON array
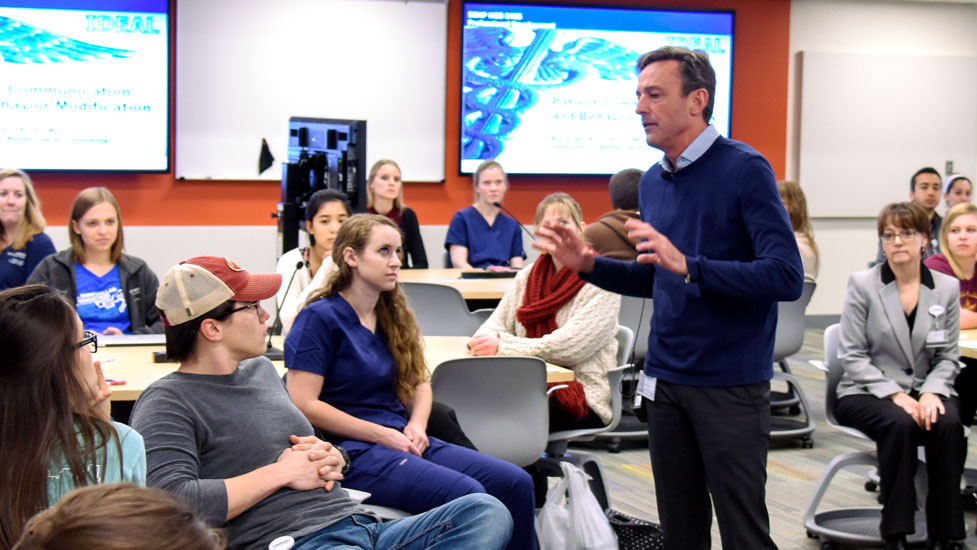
[
  {"x1": 798, "y1": 51, "x2": 977, "y2": 217},
  {"x1": 176, "y1": 0, "x2": 447, "y2": 181}
]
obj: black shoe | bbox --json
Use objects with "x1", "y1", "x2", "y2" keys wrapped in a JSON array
[
  {"x1": 928, "y1": 540, "x2": 968, "y2": 550},
  {"x1": 884, "y1": 537, "x2": 908, "y2": 550}
]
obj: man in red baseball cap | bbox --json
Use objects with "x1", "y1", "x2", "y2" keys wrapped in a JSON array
[{"x1": 130, "y1": 256, "x2": 511, "y2": 550}]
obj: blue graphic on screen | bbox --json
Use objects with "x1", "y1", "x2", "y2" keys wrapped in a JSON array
[
  {"x1": 0, "y1": 15, "x2": 132, "y2": 63},
  {"x1": 460, "y1": 3, "x2": 733, "y2": 175},
  {"x1": 0, "y1": 1, "x2": 169, "y2": 171},
  {"x1": 463, "y1": 28, "x2": 638, "y2": 161}
]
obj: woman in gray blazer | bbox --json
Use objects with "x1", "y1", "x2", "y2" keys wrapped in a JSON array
[{"x1": 835, "y1": 202, "x2": 965, "y2": 550}]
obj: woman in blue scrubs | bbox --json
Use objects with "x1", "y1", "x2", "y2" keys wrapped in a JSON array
[
  {"x1": 445, "y1": 160, "x2": 526, "y2": 269},
  {"x1": 285, "y1": 214, "x2": 535, "y2": 550}
]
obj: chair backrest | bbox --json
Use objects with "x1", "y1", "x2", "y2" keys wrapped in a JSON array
[
  {"x1": 614, "y1": 325, "x2": 634, "y2": 367},
  {"x1": 431, "y1": 356, "x2": 550, "y2": 467},
  {"x1": 618, "y1": 296, "x2": 652, "y2": 362},
  {"x1": 773, "y1": 280, "x2": 817, "y2": 362},
  {"x1": 401, "y1": 282, "x2": 484, "y2": 336},
  {"x1": 823, "y1": 323, "x2": 873, "y2": 442},
  {"x1": 822, "y1": 324, "x2": 842, "y2": 427}
]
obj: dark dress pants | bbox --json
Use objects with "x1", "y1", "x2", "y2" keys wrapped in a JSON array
[
  {"x1": 834, "y1": 393, "x2": 965, "y2": 542},
  {"x1": 645, "y1": 379, "x2": 777, "y2": 550}
]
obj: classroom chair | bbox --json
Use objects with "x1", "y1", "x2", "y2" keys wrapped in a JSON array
[
  {"x1": 803, "y1": 324, "x2": 928, "y2": 550},
  {"x1": 595, "y1": 297, "x2": 652, "y2": 452},
  {"x1": 772, "y1": 280, "x2": 817, "y2": 413},
  {"x1": 430, "y1": 356, "x2": 554, "y2": 467},
  {"x1": 769, "y1": 280, "x2": 818, "y2": 447},
  {"x1": 532, "y1": 326, "x2": 634, "y2": 511},
  {"x1": 400, "y1": 282, "x2": 493, "y2": 336}
]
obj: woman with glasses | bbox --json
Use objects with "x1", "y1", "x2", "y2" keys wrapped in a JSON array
[
  {"x1": 0, "y1": 285, "x2": 146, "y2": 548},
  {"x1": 28, "y1": 187, "x2": 163, "y2": 335},
  {"x1": 285, "y1": 214, "x2": 536, "y2": 550},
  {"x1": 445, "y1": 160, "x2": 525, "y2": 269},
  {"x1": 835, "y1": 201, "x2": 965, "y2": 550}
]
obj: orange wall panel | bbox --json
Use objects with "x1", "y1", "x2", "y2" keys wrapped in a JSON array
[{"x1": 32, "y1": 0, "x2": 789, "y2": 227}]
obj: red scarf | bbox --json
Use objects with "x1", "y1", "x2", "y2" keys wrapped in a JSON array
[{"x1": 517, "y1": 254, "x2": 590, "y2": 419}]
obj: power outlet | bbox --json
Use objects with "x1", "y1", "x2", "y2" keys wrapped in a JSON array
[{"x1": 946, "y1": 160, "x2": 954, "y2": 175}]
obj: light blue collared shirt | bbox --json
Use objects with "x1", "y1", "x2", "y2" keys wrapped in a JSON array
[{"x1": 659, "y1": 125, "x2": 720, "y2": 173}]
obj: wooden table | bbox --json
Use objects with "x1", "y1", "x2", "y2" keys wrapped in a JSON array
[
  {"x1": 959, "y1": 328, "x2": 977, "y2": 359},
  {"x1": 397, "y1": 269, "x2": 515, "y2": 301},
  {"x1": 101, "y1": 335, "x2": 572, "y2": 401}
]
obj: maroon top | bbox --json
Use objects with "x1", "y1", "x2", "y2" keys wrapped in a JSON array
[{"x1": 924, "y1": 253, "x2": 977, "y2": 313}]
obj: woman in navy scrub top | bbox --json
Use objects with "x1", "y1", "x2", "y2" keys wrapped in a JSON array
[
  {"x1": 0, "y1": 169, "x2": 55, "y2": 290},
  {"x1": 285, "y1": 214, "x2": 535, "y2": 550},
  {"x1": 445, "y1": 160, "x2": 526, "y2": 269},
  {"x1": 28, "y1": 187, "x2": 162, "y2": 334}
]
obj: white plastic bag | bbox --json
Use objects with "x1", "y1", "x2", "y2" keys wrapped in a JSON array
[
  {"x1": 536, "y1": 475, "x2": 571, "y2": 550},
  {"x1": 535, "y1": 463, "x2": 619, "y2": 550}
]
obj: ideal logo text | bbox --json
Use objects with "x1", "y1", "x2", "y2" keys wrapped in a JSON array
[{"x1": 85, "y1": 14, "x2": 159, "y2": 34}]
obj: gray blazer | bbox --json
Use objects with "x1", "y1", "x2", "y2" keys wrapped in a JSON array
[{"x1": 837, "y1": 262, "x2": 960, "y2": 400}]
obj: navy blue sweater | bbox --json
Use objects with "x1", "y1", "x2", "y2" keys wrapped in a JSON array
[{"x1": 586, "y1": 137, "x2": 803, "y2": 386}]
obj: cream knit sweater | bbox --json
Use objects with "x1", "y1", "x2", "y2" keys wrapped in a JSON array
[{"x1": 474, "y1": 263, "x2": 621, "y2": 424}]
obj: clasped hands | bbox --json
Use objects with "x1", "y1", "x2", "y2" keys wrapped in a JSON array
[
  {"x1": 277, "y1": 434, "x2": 347, "y2": 491},
  {"x1": 532, "y1": 217, "x2": 688, "y2": 275},
  {"x1": 889, "y1": 391, "x2": 945, "y2": 431}
]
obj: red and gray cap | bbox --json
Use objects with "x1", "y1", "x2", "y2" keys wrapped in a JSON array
[{"x1": 156, "y1": 256, "x2": 282, "y2": 326}]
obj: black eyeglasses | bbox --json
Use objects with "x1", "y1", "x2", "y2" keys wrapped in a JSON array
[
  {"x1": 76, "y1": 330, "x2": 97, "y2": 353},
  {"x1": 217, "y1": 301, "x2": 260, "y2": 320},
  {"x1": 880, "y1": 230, "x2": 919, "y2": 243}
]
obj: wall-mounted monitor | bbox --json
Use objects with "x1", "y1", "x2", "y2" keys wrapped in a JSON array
[
  {"x1": 0, "y1": 0, "x2": 169, "y2": 172},
  {"x1": 460, "y1": 2, "x2": 733, "y2": 175}
]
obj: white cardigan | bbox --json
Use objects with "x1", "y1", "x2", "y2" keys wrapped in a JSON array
[{"x1": 474, "y1": 263, "x2": 621, "y2": 423}]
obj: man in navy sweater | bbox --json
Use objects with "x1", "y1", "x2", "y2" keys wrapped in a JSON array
[{"x1": 536, "y1": 47, "x2": 803, "y2": 549}]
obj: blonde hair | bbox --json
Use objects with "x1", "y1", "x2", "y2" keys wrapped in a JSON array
[
  {"x1": 778, "y1": 181, "x2": 819, "y2": 268},
  {"x1": 69, "y1": 187, "x2": 124, "y2": 264},
  {"x1": 0, "y1": 169, "x2": 47, "y2": 250},
  {"x1": 366, "y1": 159, "x2": 404, "y2": 212},
  {"x1": 534, "y1": 192, "x2": 583, "y2": 230},
  {"x1": 13, "y1": 483, "x2": 225, "y2": 550},
  {"x1": 939, "y1": 202, "x2": 977, "y2": 279},
  {"x1": 472, "y1": 160, "x2": 507, "y2": 202},
  {"x1": 306, "y1": 214, "x2": 428, "y2": 403}
]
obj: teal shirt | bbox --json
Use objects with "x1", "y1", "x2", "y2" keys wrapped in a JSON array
[{"x1": 47, "y1": 421, "x2": 146, "y2": 505}]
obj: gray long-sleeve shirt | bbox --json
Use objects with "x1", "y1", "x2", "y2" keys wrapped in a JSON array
[{"x1": 130, "y1": 357, "x2": 364, "y2": 550}]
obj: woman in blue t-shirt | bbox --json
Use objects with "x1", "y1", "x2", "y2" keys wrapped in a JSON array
[
  {"x1": 0, "y1": 285, "x2": 146, "y2": 548},
  {"x1": 445, "y1": 160, "x2": 526, "y2": 269},
  {"x1": 28, "y1": 187, "x2": 163, "y2": 334},
  {"x1": 0, "y1": 169, "x2": 56, "y2": 290},
  {"x1": 285, "y1": 214, "x2": 536, "y2": 550}
]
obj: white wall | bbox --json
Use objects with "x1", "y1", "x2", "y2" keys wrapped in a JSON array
[{"x1": 787, "y1": 0, "x2": 977, "y2": 315}]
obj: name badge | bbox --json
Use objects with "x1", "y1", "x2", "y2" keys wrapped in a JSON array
[
  {"x1": 926, "y1": 329, "x2": 949, "y2": 347},
  {"x1": 638, "y1": 372, "x2": 657, "y2": 402},
  {"x1": 926, "y1": 304, "x2": 948, "y2": 348}
]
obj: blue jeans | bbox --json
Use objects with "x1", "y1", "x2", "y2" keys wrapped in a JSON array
[{"x1": 292, "y1": 493, "x2": 513, "y2": 550}]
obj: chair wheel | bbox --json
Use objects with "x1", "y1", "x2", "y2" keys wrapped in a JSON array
[
  {"x1": 806, "y1": 530, "x2": 815, "y2": 539},
  {"x1": 864, "y1": 480, "x2": 878, "y2": 492},
  {"x1": 607, "y1": 441, "x2": 621, "y2": 454},
  {"x1": 789, "y1": 405, "x2": 802, "y2": 415},
  {"x1": 801, "y1": 437, "x2": 814, "y2": 449},
  {"x1": 820, "y1": 541, "x2": 839, "y2": 550}
]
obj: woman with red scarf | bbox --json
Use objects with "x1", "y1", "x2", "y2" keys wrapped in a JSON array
[{"x1": 469, "y1": 193, "x2": 621, "y2": 431}]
